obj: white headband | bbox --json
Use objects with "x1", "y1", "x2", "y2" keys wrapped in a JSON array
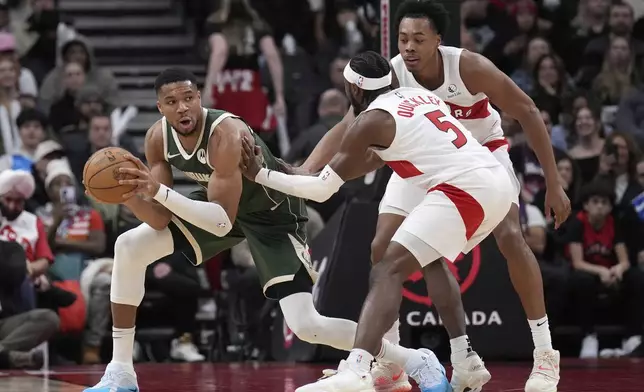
[{"x1": 343, "y1": 63, "x2": 392, "y2": 90}]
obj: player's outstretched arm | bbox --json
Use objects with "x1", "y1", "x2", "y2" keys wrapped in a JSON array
[
  {"x1": 244, "y1": 111, "x2": 387, "y2": 203},
  {"x1": 299, "y1": 107, "x2": 356, "y2": 173},
  {"x1": 152, "y1": 118, "x2": 244, "y2": 237},
  {"x1": 460, "y1": 51, "x2": 571, "y2": 226},
  {"x1": 122, "y1": 121, "x2": 174, "y2": 230}
]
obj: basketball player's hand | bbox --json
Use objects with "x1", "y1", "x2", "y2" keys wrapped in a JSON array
[
  {"x1": 118, "y1": 154, "x2": 161, "y2": 200},
  {"x1": 239, "y1": 136, "x2": 263, "y2": 180},
  {"x1": 544, "y1": 184, "x2": 571, "y2": 229}
]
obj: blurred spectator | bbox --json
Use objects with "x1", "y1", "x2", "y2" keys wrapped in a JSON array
[
  {"x1": 484, "y1": 0, "x2": 540, "y2": 74},
  {"x1": 0, "y1": 108, "x2": 47, "y2": 172},
  {"x1": 39, "y1": 38, "x2": 119, "y2": 115},
  {"x1": 540, "y1": 109, "x2": 567, "y2": 151},
  {"x1": 510, "y1": 36, "x2": 551, "y2": 93},
  {"x1": 327, "y1": 54, "x2": 350, "y2": 93},
  {"x1": 530, "y1": 54, "x2": 571, "y2": 124},
  {"x1": 615, "y1": 83, "x2": 644, "y2": 147},
  {"x1": 285, "y1": 89, "x2": 347, "y2": 165},
  {"x1": 0, "y1": 240, "x2": 59, "y2": 369},
  {"x1": 203, "y1": 0, "x2": 286, "y2": 137},
  {"x1": 28, "y1": 140, "x2": 67, "y2": 210},
  {"x1": 0, "y1": 169, "x2": 52, "y2": 278},
  {"x1": 583, "y1": 1, "x2": 644, "y2": 72},
  {"x1": 0, "y1": 32, "x2": 37, "y2": 98},
  {"x1": 637, "y1": 157, "x2": 644, "y2": 188},
  {"x1": 568, "y1": 106, "x2": 606, "y2": 184},
  {"x1": 566, "y1": 181, "x2": 644, "y2": 359},
  {"x1": 591, "y1": 36, "x2": 639, "y2": 106},
  {"x1": 65, "y1": 113, "x2": 113, "y2": 181},
  {"x1": 461, "y1": 0, "x2": 514, "y2": 54},
  {"x1": 49, "y1": 61, "x2": 85, "y2": 133},
  {"x1": 36, "y1": 160, "x2": 107, "y2": 364},
  {"x1": 595, "y1": 131, "x2": 644, "y2": 265},
  {"x1": 0, "y1": 56, "x2": 21, "y2": 155},
  {"x1": 533, "y1": 155, "x2": 583, "y2": 216},
  {"x1": 14, "y1": 0, "x2": 76, "y2": 83}
]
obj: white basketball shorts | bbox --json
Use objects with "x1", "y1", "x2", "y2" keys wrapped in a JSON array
[
  {"x1": 391, "y1": 164, "x2": 514, "y2": 266},
  {"x1": 379, "y1": 141, "x2": 520, "y2": 217}
]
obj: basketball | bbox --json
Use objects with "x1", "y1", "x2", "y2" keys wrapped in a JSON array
[{"x1": 83, "y1": 147, "x2": 138, "y2": 204}]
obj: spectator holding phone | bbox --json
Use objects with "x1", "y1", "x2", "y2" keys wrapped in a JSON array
[{"x1": 566, "y1": 181, "x2": 644, "y2": 358}]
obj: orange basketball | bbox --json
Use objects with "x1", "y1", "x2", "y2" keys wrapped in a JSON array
[{"x1": 83, "y1": 147, "x2": 138, "y2": 204}]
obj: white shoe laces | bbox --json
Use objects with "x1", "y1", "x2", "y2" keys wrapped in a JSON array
[{"x1": 531, "y1": 351, "x2": 559, "y2": 380}]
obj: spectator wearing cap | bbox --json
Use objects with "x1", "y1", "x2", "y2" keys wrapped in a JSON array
[
  {"x1": 28, "y1": 139, "x2": 67, "y2": 211},
  {"x1": 0, "y1": 108, "x2": 48, "y2": 172},
  {"x1": 39, "y1": 38, "x2": 118, "y2": 115},
  {"x1": 0, "y1": 32, "x2": 38, "y2": 100},
  {"x1": 0, "y1": 240, "x2": 60, "y2": 370},
  {"x1": 49, "y1": 61, "x2": 86, "y2": 134},
  {"x1": 566, "y1": 181, "x2": 644, "y2": 359},
  {"x1": 0, "y1": 169, "x2": 53, "y2": 279},
  {"x1": 35, "y1": 159, "x2": 107, "y2": 363}
]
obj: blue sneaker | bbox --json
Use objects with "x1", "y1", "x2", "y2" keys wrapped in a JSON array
[
  {"x1": 83, "y1": 362, "x2": 139, "y2": 392},
  {"x1": 406, "y1": 349, "x2": 452, "y2": 392}
]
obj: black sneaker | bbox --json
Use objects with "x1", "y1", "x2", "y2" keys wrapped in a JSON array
[{"x1": 8, "y1": 350, "x2": 44, "y2": 369}]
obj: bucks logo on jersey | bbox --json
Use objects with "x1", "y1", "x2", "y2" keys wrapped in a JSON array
[{"x1": 162, "y1": 108, "x2": 288, "y2": 214}]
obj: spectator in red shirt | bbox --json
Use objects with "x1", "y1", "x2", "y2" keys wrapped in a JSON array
[
  {"x1": 567, "y1": 181, "x2": 644, "y2": 358},
  {"x1": 0, "y1": 169, "x2": 53, "y2": 278}
]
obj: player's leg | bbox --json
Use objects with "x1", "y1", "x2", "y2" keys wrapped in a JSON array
[
  {"x1": 490, "y1": 148, "x2": 559, "y2": 392},
  {"x1": 374, "y1": 174, "x2": 479, "y2": 392},
  {"x1": 242, "y1": 198, "x2": 358, "y2": 351},
  {"x1": 84, "y1": 223, "x2": 175, "y2": 392}
]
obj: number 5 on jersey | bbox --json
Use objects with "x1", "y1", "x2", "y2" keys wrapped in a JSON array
[{"x1": 424, "y1": 110, "x2": 467, "y2": 149}]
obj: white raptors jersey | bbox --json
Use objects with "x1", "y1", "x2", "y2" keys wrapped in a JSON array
[
  {"x1": 364, "y1": 87, "x2": 501, "y2": 190},
  {"x1": 391, "y1": 46, "x2": 504, "y2": 146}
]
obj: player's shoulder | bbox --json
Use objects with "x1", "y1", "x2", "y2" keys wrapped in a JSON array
[{"x1": 458, "y1": 48, "x2": 496, "y2": 74}]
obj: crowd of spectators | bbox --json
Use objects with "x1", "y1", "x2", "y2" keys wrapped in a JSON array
[{"x1": 0, "y1": 0, "x2": 643, "y2": 370}]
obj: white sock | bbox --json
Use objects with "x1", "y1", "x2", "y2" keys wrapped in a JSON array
[
  {"x1": 450, "y1": 335, "x2": 472, "y2": 363},
  {"x1": 528, "y1": 316, "x2": 553, "y2": 351},
  {"x1": 383, "y1": 320, "x2": 400, "y2": 345},
  {"x1": 112, "y1": 327, "x2": 135, "y2": 366},
  {"x1": 347, "y1": 349, "x2": 374, "y2": 373},
  {"x1": 376, "y1": 339, "x2": 415, "y2": 368}
]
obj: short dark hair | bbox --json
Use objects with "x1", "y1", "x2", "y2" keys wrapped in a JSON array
[
  {"x1": 580, "y1": 180, "x2": 615, "y2": 206},
  {"x1": 154, "y1": 68, "x2": 198, "y2": 93},
  {"x1": 16, "y1": 108, "x2": 48, "y2": 130},
  {"x1": 394, "y1": 0, "x2": 450, "y2": 36},
  {"x1": 349, "y1": 50, "x2": 391, "y2": 79}
]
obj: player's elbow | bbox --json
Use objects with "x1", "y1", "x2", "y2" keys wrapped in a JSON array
[{"x1": 148, "y1": 212, "x2": 172, "y2": 231}]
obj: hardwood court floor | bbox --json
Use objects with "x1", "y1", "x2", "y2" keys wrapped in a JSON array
[{"x1": 0, "y1": 359, "x2": 642, "y2": 391}]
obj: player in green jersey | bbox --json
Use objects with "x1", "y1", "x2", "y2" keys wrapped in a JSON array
[{"x1": 85, "y1": 68, "x2": 388, "y2": 392}]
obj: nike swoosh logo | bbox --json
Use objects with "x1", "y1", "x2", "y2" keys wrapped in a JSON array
[
  {"x1": 536, "y1": 321, "x2": 546, "y2": 326},
  {"x1": 167, "y1": 153, "x2": 181, "y2": 159},
  {"x1": 392, "y1": 370, "x2": 404, "y2": 381},
  {"x1": 271, "y1": 200, "x2": 284, "y2": 210},
  {"x1": 537, "y1": 365, "x2": 556, "y2": 372}
]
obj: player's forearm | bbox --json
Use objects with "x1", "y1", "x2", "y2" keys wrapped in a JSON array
[
  {"x1": 124, "y1": 196, "x2": 173, "y2": 231},
  {"x1": 518, "y1": 108, "x2": 559, "y2": 185},
  {"x1": 265, "y1": 51, "x2": 284, "y2": 100},
  {"x1": 254, "y1": 165, "x2": 344, "y2": 203},
  {"x1": 301, "y1": 115, "x2": 351, "y2": 173},
  {"x1": 153, "y1": 184, "x2": 232, "y2": 237}
]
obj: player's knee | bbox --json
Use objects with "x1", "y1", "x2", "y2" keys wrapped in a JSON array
[
  {"x1": 493, "y1": 215, "x2": 524, "y2": 250},
  {"x1": 282, "y1": 306, "x2": 324, "y2": 344},
  {"x1": 369, "y1": 257, "x2": 407, "y2": 288}
]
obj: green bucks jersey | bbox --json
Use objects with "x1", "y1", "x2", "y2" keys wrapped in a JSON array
[{"x1": 162, "y1": 108, "x2": 287, "y2": 214}]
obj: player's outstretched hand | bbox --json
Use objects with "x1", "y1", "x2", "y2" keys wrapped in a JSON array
[
  {"x1": 544, "y1": 183, "x2": 571, "y2": 229},
  {"x1": 239, "y1": 136, "x2": 263, "y2": 181},
  {"x1": 118, "y1": 154, "x2": 161, "y2": 199}
]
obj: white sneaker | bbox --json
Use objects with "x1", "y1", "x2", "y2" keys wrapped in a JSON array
[
  {"x1": 622, "y1": 335, "x2": 642, "y2": 355},
  {"x1": 170, "y1": 334, "x2": 206, "y2": 362},
  {"x1": 406, "y1": 349, "x2": 451, "y2": 392},
  {"x1": 295, "y1": 360, "x2": 375, "y2": 392},
  {"x1": 525, "y1": 349, "x2": 560, "y2": 392},
  {"x1": 579, "y1": 334, "x2": 598, "y2": 359},
  {"x1": 371, "y1": 361, "x2": 412, "y2": 392},
  {"x1": 83, "y1": 362, "x2": 139, "y2": 392},
  {"x1": 450, "y1": 351, "x2": 491, "y2": 392}
]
